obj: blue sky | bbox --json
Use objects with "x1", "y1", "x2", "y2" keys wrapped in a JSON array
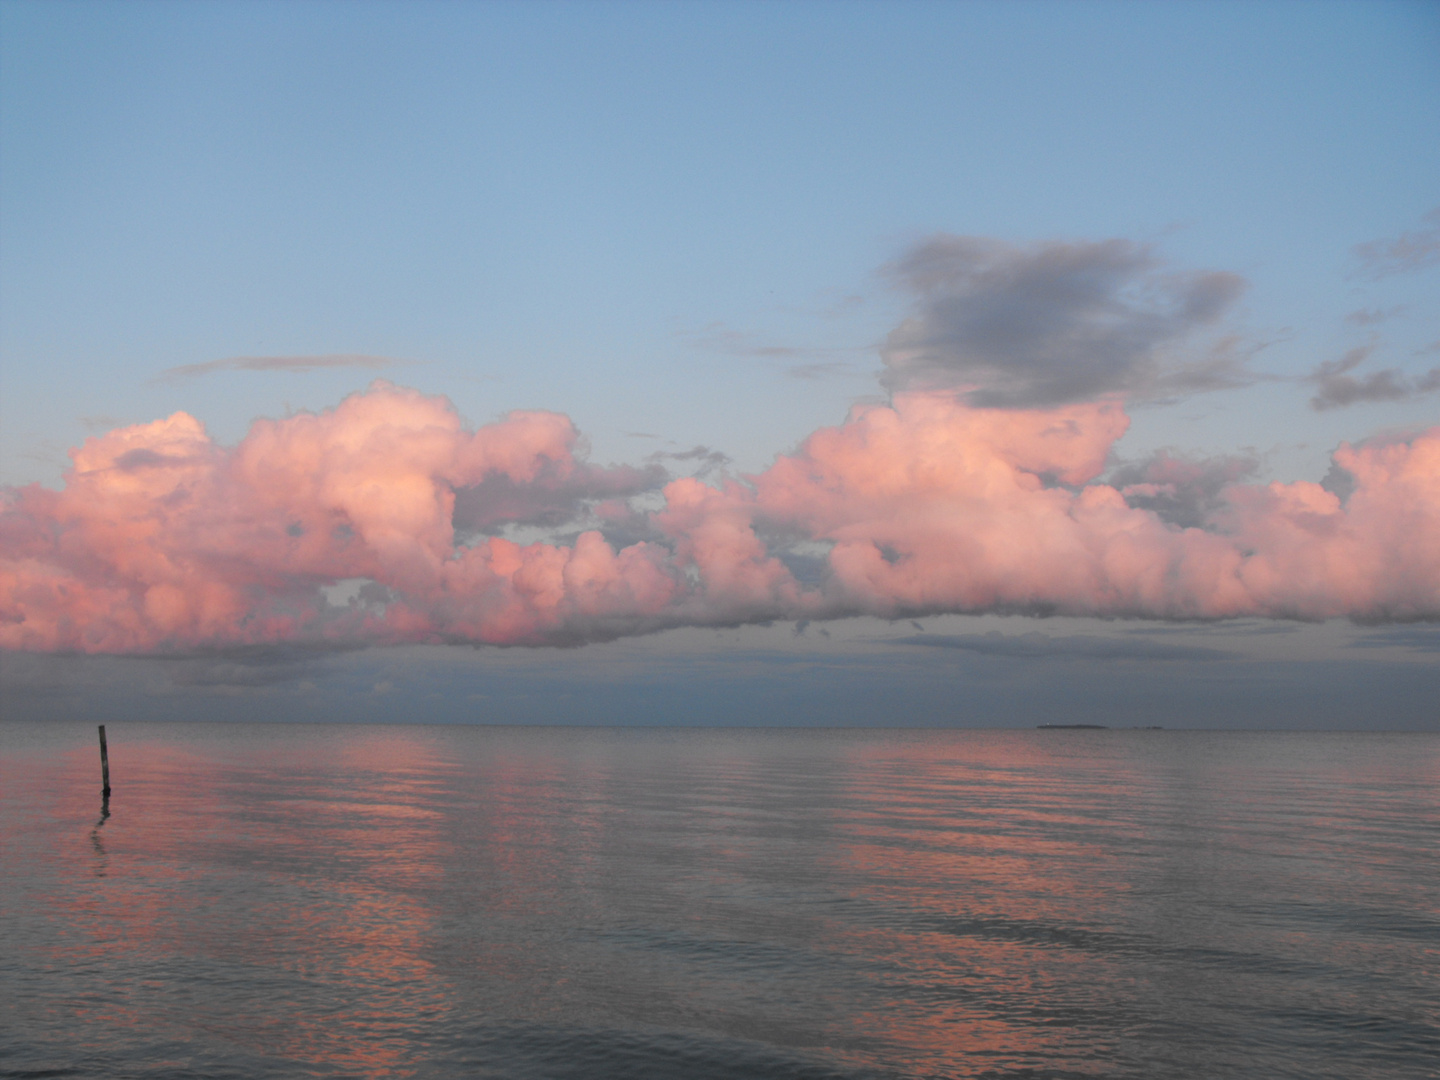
[{"x1": 2, "y1": 0, "x2": 1437, "y2": 727}]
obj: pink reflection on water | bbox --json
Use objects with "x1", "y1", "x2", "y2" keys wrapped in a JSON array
[
  {"x1": 19, "y1": 727, "x2": 471, "y2": 1077},
  {"x1": 807, "y1": 735, "x2": 1151, "y2": 1072},
  {"x1": 5, "y1": 726, "x2": 1437, "y2": 1078}
]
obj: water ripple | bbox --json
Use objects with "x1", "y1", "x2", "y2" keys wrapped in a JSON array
[{"x1": 2, "y1": 725, "x2": 1436, "y2": 1079}]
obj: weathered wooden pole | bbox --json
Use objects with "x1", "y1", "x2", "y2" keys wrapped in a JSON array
[{"x1": 98, "y1": 724, "x2": 111, "y2": 798}]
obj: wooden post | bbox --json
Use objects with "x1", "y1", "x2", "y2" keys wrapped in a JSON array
[{"x1": 98, "y1": 725, "x2": 111, "y2": 798}]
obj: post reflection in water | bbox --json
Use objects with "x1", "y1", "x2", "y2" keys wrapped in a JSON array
[
  {"x1": 89, "y1": 796, "x2": 110, "y2": 874},
  {"x1": 1, "y1": 723, "x2": 1436, "y2": 1079}
]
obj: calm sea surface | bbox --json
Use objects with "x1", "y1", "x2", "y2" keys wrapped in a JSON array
[{"x1": 1, "y1": 724, "x2": 1436, "y2": 1079}]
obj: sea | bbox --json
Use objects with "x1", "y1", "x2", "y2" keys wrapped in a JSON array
[{"x1": 1, "y1": 723, "x2": 1436, "y2": 1080}]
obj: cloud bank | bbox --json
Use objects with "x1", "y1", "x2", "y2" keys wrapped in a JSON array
[{"x1": 4, "y1": 379, "x2": 1438, "y2": 654}]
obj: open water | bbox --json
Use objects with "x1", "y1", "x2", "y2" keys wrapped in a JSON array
[{"x1": 1, "y1": 723, "x2": 1436, "y2": 1079}]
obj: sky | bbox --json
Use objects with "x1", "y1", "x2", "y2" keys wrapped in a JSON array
[{"x1": 1, "y1": 0, "x2": 1437, "y2": 729}]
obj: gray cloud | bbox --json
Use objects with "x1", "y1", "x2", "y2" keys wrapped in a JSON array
[
  {"x1": 688, "y1": 322, "x2": 810, "y2": 359},
  {"x1": 1307, "y1": 345, "x2": 1440, "y2": 410},
  {"x1": 1345, "y1": 306, "x2": 1406, "y2": 326},
  {"x1": 689, "y1": 322, "x2": 869, "y2": 381},
  {"x1": 890, "y1": 630, "x2": 1233, "y2": 662},
  {"x1": 1123, "y1": 621, "x2": 1300, "y2": 637},
  {"x1": 1349, "y1": 626, "x2": 1440, "y2": 652},
  {"x1": 133, "y1": 642, "x2": 365, "y2": 688},
  {"x1": 786, "y1": 361, "x2": 858, "y2": 381},
  {"x1": 452, "y1": 460, "x2": 665, "y2": 537},
  {"x1": 1320, "y1": 460, "x2": 1358, "y2": 504},
  {"x1": 1109, "y1": 449, "x2": 1261, "y2": 529},
  {"x1": 647, "y1": 445, "x2": 732, "y2": 479},
  {"x1": 79, "y1": 414, "x2": 126, "y2": 432},
  {"x1": 1351, "y1": 208, "x2": 1440, "y2": 279},
  {"x1": 153, "y1": 354, "x2": 399, "y2": 384},
  {"x1": 880, "y1": 235, "x2": 1248, "y2": 407},
  {"x1": 5, "y1": 640, "x2": 1433, "y2": 729}
]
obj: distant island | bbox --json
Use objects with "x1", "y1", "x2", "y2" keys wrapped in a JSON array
[{"x1": 1035, "y1": 724, "x2": 1164, "y2": 730}]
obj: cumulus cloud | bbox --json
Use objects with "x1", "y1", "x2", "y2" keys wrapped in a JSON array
[
  {"x1": 3, "y1": 381, "x2": 1438, "y2": 656},
  {"x1": 1, "y1": 384, "x2": 679, "y2": 651},
  {"x1": 1308, "y1": 346, "x2": 1440, "y2": 410},
  {"x1": 153, "y1": 354, "x2": 399, "y2": 384},
  {"x1": 880, "y1": 235, "x2": 1248, "y2": 406},
  {"x1": 753, "y1": 394, "x2": 1440, "y2": 624},
  {"x1": 1351, "y1": 208, "x2": 1440, "y2": 279}
]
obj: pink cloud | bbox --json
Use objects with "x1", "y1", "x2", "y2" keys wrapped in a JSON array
[{"x1": 3, "y1": 382, "x2": 1437, "y2": 654}]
